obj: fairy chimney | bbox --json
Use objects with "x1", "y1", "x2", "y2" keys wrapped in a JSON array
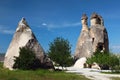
[
  {"x1": 74, "y1": 13, "x2": 109, "y2": 60},
  {"x1": 90, "y1": 13, "x2": 109, "y2": 53},
  {"x1": 74, "y1": 14, "x2": 92, "y2": 60},
  {"x1": 4, "y1": 18, "x2": 54, "y2": 70}
]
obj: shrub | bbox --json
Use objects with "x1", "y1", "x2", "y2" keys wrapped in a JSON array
[
  {"x1": 86, "y1": 50, "x2": 119, "y2": 70},
  {"x1": 111, "y1": 65, "x2": 120, "y2": 73},
  {"x1": 13, "y1": 47, "x2": 41, "y2": 70}
]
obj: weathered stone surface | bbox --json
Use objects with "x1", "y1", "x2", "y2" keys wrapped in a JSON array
[
  {"x1": 74, "y1": 13, "x2": 109, "y2": 60},
  {"x1": 90, "y1": 13, "x2": 109, "y2": 53},
  {"x1": 74, "y1": 14, "x2": 93, "y2": 60},
  {"x1": 90, "y1": 25, "x2": 109, "y2": 53},
  {"x1": 73, "y1": 57, "x2": 87, "y2": 68},
  {"x1": 91, "y1": 62, "x2": 101, "y2": 70},
  {"x1": 3, "y1": 18, "x2": 54, "y2": 70}
]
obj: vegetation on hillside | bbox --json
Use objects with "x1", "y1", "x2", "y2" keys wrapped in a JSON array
[{"x1": 48, "y1": 37, "x2": 74, "y2": 69}]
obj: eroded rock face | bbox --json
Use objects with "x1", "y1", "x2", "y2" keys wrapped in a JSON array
[
  {"x1": 73, "y1": 57, "x2": 87, "y2": 68},
  {"x1": 74, "y1": 13, "x2": 109, "y2": 60},
  {"x1": 91, "y1": 62, "x2": 101, "y2": 70},
  {"x1": 3, "y1": 18, "x2": 54, "y2": 70},
  {"x1": 90, "y1": 13, "x2": 109, "y2": 53}
]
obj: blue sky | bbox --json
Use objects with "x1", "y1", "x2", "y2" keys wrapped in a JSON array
[{"x1": 0, "y1": 0, "x2": 120, "y2": 54}]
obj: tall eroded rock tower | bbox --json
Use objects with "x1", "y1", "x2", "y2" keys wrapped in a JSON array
[
  {"x1": 74, "y1": 14, "x2": 92, "y2": 60},
  {"x1": 74, "y1": 13, "x2": 109, "y2": 60},
  {"x1": 90, "y1": 13, "x2": 109, "y2": 53},
  {"x1": 4, "y1": 18, "x2": 53, "y2": 70}
]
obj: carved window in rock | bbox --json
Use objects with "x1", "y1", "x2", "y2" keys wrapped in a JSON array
[
  {"x1": 97, "y1": 43, "x2": 104, "y2": 51},
  {"x1": 92, "y1": 38, "x2": 94, "y2": 44}
]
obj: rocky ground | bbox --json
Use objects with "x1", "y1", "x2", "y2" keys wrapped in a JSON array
[{"x1": 66, "y1": 67, "x2": 120, "y2": 80}]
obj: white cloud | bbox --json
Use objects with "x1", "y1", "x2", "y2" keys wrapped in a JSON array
[
  {"x1": 62, "y1": 22, "x2": 81, "y2": 27},
  {"x1": 2, "y1": 30, "x2": 14, "y2": 34},
  {"x1": 111, "y1": 45, "x2": 120, "y2": 49},
  {"x1": 0, "y1": 25, "x2": 14, "y2": 35},
  {"x1": 41, "y1": 22, "x2": 81, "y2": 29},
  {"x1": 42, "y1": 23, "x2": 47, "y2": 26},
  {"x1": 110, "y1": 45, "x2": 120, "y2": 53}
]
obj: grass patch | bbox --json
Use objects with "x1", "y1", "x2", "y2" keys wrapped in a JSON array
[
  {"x1": 0, "y1": 62, "x2": 90, "y2": 80},
  {"x1": 111, "y1": 77, "x2": 120, "y2": 80},
  {"x1": 101, "y1": 72, "x2": 120, "y2": 74}
]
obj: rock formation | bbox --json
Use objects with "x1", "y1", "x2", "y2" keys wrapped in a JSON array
[
  {"x1": 3, "y1": 18, "x2": 53, "y2": 70},
  {"x1": 74, "y1": 14, "x2": 92, "y2": 59},
  {"x1": 90, "y1": 13, "x2": 109, "y2": 53},
  {"x1": 73, "y1": 57, "x2": 87, "y2": 68},
  {"x1": 74, "y1": 13, "x2": 109, "y2": 60},
  {"x1": 91, "y1": 62, "x2": 101, "y2": 70}
]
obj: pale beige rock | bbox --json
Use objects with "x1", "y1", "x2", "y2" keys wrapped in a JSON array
[
  {"x1": 73, "y1": 57, "x2": 87, "y2": 68},
  {"x1": 91, "y1": 62, "x2": 101, "y2": 70},
  {"x1": 74, "y1": 14, "x2": 92, "y2": 60},
  {"x1": 74, "y1": 13, "x2": 109, "y2": 60},
  {"x1": 81, "y1": 14, "x2": 89, "y2": 31},
  {"x1": 90, "y1": 13, "x2": 109, "y2": 53},
  {"x1": 3, "y1": 18, "x2": 53, "y2": 70}
]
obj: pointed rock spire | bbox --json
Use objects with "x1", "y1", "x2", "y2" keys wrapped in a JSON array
[
  {"x1": 90, "y1": 12, "x2": 98, "y2": 19},
  {"x1": 81, "y1": 14, "x2": 89, "y2": 31},
  {"x1": 16, "y1": 17, "x2": 30, "y2": 32},
  {"x1": 90, "y1": 13, "x2": 101, "y2": 26},
  {"x1": 4, "y1": 18, "x2": 54, "y2": 70},
  {"x1": 81, "y1": 14, "x2": 88, "y2": 20},
  {"x1": 74, "y1": 14, "x2": 91, "y2": 60},
  {"x1": 19, "y1": 17, "x2": 27, "y2": 26}
]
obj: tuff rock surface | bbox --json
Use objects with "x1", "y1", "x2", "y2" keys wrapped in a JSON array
[
  {"x1": 74, "y1": 13, "x2": 109, "y2": 60},
  {"x1": 4, "y1": 18, "x2": 53, "y2": 70},
  {"x1": 73, "y1": 57, "x2": 87, "y2": 68}
]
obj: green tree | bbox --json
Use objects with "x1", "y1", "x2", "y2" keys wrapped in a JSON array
[
  {"x1": 13, "y1": 47, "x2": 41, "y2": 70},
  {"x1": 48, "y1": 37, "x2": 73, "y2": 69},
  {"x1": 86, "y1": 50, "x2": 119, "y2": 70}
]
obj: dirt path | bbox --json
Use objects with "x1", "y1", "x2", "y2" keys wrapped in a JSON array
[{"x1": 66, "y1": 68, "x2": 120, "y2": 80}]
